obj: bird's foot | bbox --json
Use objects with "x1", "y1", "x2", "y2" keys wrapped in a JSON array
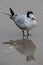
[
  {"x1": 28, "y1": 33, "x2": 32, "y2": 36},
  {"x1": 27, "y1": 33, "x2": 32, "y2": 39}
]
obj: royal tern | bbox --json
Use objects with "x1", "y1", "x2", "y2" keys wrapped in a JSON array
[{"x1": 2, "y1": 8, "x2": 37, "y2": 39}]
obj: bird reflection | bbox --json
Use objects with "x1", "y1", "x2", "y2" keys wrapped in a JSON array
[{"x1": 2, "y1": 39, "x2": 36, "y2": 61}]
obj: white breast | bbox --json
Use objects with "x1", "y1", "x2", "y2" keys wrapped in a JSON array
[{"x1": 24, "y1": 17, "x2": 37, "y2": 30}]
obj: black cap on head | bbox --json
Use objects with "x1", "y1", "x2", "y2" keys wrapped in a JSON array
[
  {"x1": 10, "y1": 8, "x2": 14, "y2": 16},
  {"x1": 27, "y1": 11, "x2": 33, "y2": 18}
]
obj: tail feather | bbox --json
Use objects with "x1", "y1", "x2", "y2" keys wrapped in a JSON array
[{"x1": 10, "y1": 8, "x2": 14, "y2": 16}]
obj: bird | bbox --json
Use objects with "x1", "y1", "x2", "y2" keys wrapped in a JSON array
[{"x1": 2, "y1": 8, "x2": 37, "y2": 39}]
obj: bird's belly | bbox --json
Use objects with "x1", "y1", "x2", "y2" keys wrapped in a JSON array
[
  {"x1": 15, "y1": 21, "x2": 27, "y2": 30},
  {"x1": 27, "y1": 22, "x2": 37, "y2": 30},
  {"x1": 28, "y1": 24, "x2": 36, "y2": 30}
]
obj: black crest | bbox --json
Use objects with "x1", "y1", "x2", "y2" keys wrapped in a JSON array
[{"x1": 27, "y1": 11, "x2": 33, "y2": 18}]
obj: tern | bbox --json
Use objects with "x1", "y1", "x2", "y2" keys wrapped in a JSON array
[{"x1": 2, "y1": 8, "x2": 37, "y2": 39}]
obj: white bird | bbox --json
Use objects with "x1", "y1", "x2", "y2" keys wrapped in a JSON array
[{"x1": 2, "y1": 8, "x2": 37, "y2": 39}]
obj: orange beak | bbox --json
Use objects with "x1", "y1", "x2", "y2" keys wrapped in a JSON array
[{"x1": 32, "y1": 17, "x2": 36, "y2": 20}]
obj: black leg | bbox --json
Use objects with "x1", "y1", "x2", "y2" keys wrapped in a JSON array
[
  {"x1": 22, "y1": 30, "x2": 24, "y2": 39},
  {"x1": 27, "y1": 30, "x2": 30, "y2": 36},
  {"x1": 28, "y1": 33, "x2": 29, "y2": 36},
  {"x1": 28, "y1": 32, "x2": 32, "y2": 36}
]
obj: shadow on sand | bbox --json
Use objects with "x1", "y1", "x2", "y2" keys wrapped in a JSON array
[{"x1": 2, "y1": 39, "x2": 36, "y2": 61}]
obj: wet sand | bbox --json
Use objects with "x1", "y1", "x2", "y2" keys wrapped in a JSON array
[
  {"x1": 2, "y1": 39, "x2": 36, "y2": 61},
  {"x1": 0, "y1": 0, "x2": 43, "y2": 65}
]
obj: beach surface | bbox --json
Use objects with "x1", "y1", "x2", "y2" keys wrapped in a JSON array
[{"x1": 0, "y1": 0, "x2": 43, "y2": 65}]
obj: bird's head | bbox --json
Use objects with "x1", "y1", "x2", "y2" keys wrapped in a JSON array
[
  {"x1": 27, "y1": 11, "x2": 37, "y2": 26},
  {"x1": 27, "y1": 11, "x2": 36, "y2": 21}
]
